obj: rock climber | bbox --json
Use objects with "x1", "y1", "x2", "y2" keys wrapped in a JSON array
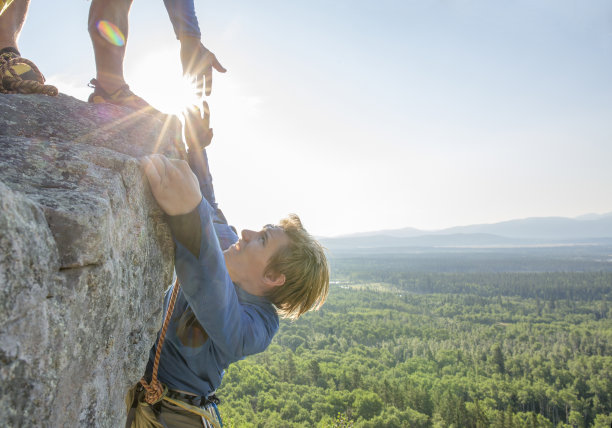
[{"x1": 125, "y1": 109, "x2": 330, "y2": 426}]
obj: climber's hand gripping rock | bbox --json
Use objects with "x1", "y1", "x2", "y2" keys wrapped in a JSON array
[{"x1": 141, "y1": 154, "x2": 202, "y2": 216}]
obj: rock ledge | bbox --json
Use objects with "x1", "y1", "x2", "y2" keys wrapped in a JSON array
[{"x1": 0, "y1": 93, "x2": 181, "y2": 427}]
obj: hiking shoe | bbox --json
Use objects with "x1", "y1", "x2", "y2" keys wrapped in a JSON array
[
  {"x1": 87, "y1": 78, "x2": 152, "y2": 111},
  {"x1": 0, "y1": 49, "x2": 44, "y2": 83}
]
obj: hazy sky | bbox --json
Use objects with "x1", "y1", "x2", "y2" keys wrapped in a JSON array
[{"x1": 17, "y1": 0, "x2": 612, "y2": 236}]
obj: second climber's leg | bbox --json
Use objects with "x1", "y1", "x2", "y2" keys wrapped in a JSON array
[
  {"x1": 0, "y1": 0, "x2": 28, "y2": 52},
  {"x1": 87, "y1": 0, "x2": 150, "y2": 109}
]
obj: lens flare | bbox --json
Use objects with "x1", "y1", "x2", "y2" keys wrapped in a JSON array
[
  {"x1": 1, "y1": 0, "x2": 15, "y2": 17},
  {"x1": 96, "y1": 20, "x2": 125, "y2": 47}
]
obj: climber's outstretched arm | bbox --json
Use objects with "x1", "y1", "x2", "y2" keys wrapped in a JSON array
[
  {"x1": 182, "y1": 104, "x2": 220, "y2": 213},
  {"x1": 187, "y1": 147, "x2": 216, "y2": 210},
  {"x1": 186, "y1": 147, "x2": 238, "y2": 250},
  {"x1": 162, "y1": 0, "x2": 227, "y2": 96}
]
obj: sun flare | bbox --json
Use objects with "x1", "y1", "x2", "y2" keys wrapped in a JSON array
[
  {"x1": 126, "y1": 50, "x2": 201, "y2": 117},
  {"x1": 147, "y1": 75, "x2": 201, "y2": 117}
]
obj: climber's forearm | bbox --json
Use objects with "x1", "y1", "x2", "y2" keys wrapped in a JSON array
[
  {"x1": 167, "y1": 202, "x2": 202, "y2": 258},
  {"x1": 163, "y1": 0, "x2": 201, "y2": 40},
  {"x1": 187, "y1": 148, "x2": 217, "y2": 211},
  {"x1": 185, "y1": 148, "x2": 239, "y2": 251}
]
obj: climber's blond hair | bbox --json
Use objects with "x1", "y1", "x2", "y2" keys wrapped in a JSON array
[{"x1": 265, "y1": 214, "x2": 329, "y2": 320}]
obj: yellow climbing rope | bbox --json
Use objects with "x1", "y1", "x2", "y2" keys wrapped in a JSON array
[
  {"x1": 0, "y1": 53, "x2": 58, "y2": 96},
  {"x1": 139, "y1": 279, "x2": 182, "y2": 405}
]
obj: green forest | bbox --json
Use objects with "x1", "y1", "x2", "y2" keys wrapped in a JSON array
[{"x1": 217, "y1": 251, "x2": 612, "y2": 427}]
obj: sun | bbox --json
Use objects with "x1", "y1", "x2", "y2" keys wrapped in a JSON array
[{"x1": 125, "y1": 48, "x2": 201, "y2": 117}]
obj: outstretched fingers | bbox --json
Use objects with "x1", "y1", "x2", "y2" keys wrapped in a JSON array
[
  {"x1": 142, "y1": 154, "x2": 178, "y2": 190},
  {"x1": 204, "y1": 52, "x2": 226, "y2": 96},
  {"x1": 142, "y1": 156, "x2": 162, "y2": 189},
  {"x1": 176, "y1": 158, "x2": 194, "y2": 178},
  {"x1": 141, "y1": 155, "x2": 201, "y2": 215},
  {"x1": 204, "y1": 68, "x2": 212, "y2": 97},
  {"x1": 212, "y1": 52, "x2": 227, "y2": 74}
]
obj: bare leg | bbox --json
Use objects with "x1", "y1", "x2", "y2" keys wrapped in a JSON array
[
  {"x1": 88, "y1": 0, "x2": 132, "y2": 93},
  {"x1": 0, "y1": 0, "x2": 29, "y2": 51}
]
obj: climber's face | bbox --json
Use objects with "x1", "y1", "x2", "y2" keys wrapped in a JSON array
[{"x1": 223, "y1": 226, "x2": 288, "y2": 296}]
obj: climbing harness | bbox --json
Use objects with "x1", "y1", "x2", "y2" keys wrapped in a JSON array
[
  {"x1": 0, "y1": 52, "x2": 58, "y2": 96},
  {"x1": 126, "y1": 278, "x2": 221, "y2": 428}
]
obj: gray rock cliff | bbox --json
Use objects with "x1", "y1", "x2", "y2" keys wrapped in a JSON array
[{"x1": 0, "y1": 93, "x2": 183, "y2": 427}]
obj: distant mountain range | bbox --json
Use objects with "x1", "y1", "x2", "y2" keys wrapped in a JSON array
[{"x1": 320, "y1": 213, "x2": 612, "y2": 251}]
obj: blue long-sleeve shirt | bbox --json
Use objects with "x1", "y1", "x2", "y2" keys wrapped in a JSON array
[
  {"x1": 146, "y1": 152, "x2": 279, "y2": 396},
  {"x1": 163, "y1": 0, "x2": 202, "y2": 39}
]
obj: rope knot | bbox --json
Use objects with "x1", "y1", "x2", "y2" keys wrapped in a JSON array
[{"x1": 140, "y1": 377, "x2": 166, "y2": 405}]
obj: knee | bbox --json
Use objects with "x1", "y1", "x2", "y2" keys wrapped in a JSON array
[{"x1": 88, "y1": 18, "x2": 97, "y2": 36}]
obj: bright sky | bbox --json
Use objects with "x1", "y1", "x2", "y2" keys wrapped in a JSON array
[{"x1": 17, "y1": 0, "x2": 612, "y2": 237}]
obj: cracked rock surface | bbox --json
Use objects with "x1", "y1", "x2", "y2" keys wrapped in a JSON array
[{"x1": 0, "y1": 94, "x2": 182, "y2": 427}]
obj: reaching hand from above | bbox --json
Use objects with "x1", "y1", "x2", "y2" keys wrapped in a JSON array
[
  {"x1": 141, "y1": 154, "x2": 202, "y2": 216},
  {"x1": 180, "y1": 36, "x2": 227, "y2": 97}
]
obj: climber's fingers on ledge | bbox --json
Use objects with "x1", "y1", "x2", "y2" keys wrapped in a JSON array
[
  {"x1": 160, "y1": 155, "x2": 181, "y2": 180},
  {"x1": 175, "y1": 159, "x2": 193, "y2": 176},
  {"x1": 141, "y1": 155, "x2": 202, "y2": 216},
  {"x1": 142, "y1": 156, "x2": 162, "y2": 189},
  {"x1": 149, "y1": 154, "x2": 180, "y2": 186},
  {"x1": 151, "y1": 155, "x2": 171, "y2": 182},
  {"x1": 142, "y1": 155, "x2": 188, "y2": 187}
]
